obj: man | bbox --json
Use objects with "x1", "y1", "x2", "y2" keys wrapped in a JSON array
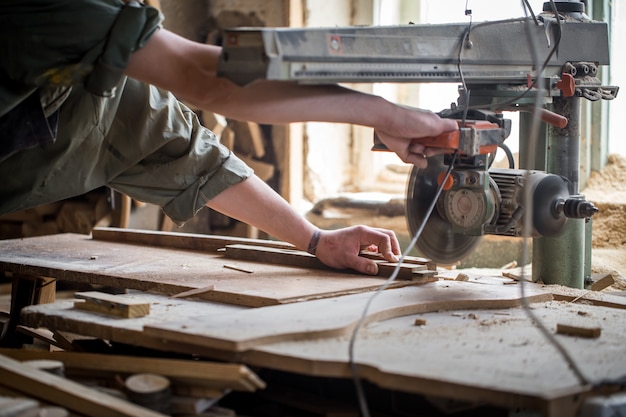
[{"x1": 0, "y1": 0, "x2": 458, "y2": 275}]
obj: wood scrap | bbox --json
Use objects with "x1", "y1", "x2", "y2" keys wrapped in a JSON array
[
  {"x1": 91, "y1": 227, "x2": 295, "y2": 252},
  {"x1": 556, "y1": 323, "x2": 602, "y2": 339},
  {"x1": 125, "y1": 373, "x2": 171, "y2": 414},
  {"x1": 360, "y1": 250, "x2": 437, "y2": 270},
  {"x1": 590, "y1": 273, "x2": 615, "y2": 291},
  {"x1": 170, "y1": 285, "x2": 216, "y2": 299},
  {"x1": 0, "y1": 353, "x2": 167, "y2": 417},
  {"x1": 223, "y1": 264, "x2": 253, "y2": 274},
  {"x1": 170, "y1": 395, "x2": 220, "y2": 415},
  {"x1": 0, "y1": 349, "x2": 265, "y2": 392},
  {"x1": 74, "y1": 291, "x2": 150, "y2": 319},
  {"x1": 0, "y1": 396, "x2": 40, "y2": 417},
  {"x1": 223, "y1": 244, "x2": 436, "y2": 281}
]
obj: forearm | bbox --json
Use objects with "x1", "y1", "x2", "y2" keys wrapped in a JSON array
[
  {"x1": 206, "y1": 175, "x2": 317, "y2": 251},
  {"x1": 199, "y1": 80, "x2": 392, "y2": 128},
  {"x1": 125, "y1": 29, "x2": 396, "y2": 129}
]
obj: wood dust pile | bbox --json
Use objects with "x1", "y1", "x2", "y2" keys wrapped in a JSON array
[{"x1": 582, "y1": 154, "x2": 626, "y2": 289}]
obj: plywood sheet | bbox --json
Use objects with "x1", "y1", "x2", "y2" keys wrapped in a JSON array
[
  {"x1": 0, "y1": 233, "x2": 418, "y2": 307},
  {"x1": 143, "y1": 280, "x2": 553, "y2": 351},
  {"x1": 20, "y1": 292, "x2": 243, "y2": 360},
  {"x1": 242, "y1": 299, "x2": 626, "y2": 412},
  {"x1": 19, "y1": 282, "x2": 626, "y2": 413}
]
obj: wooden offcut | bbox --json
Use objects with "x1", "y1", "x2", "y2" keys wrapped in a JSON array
[
  {"x1": 0, "y1": 349, "x2": 265, "y2": 392},
  {"x1": 91, "y1": 227, "x2": 295, "y2": 252},
  {"x1": 556, "y1": 323, "x2": 602, "y2": 339},
  {"x1": 223, "y1": 244, "x2": 437, "y2": 281},
  {"x1": 74, "y1": 291, "x2": 150, "y2": 318},
  {"x1": 0, "y1": 354, "x2": 166, "y2": 417}
]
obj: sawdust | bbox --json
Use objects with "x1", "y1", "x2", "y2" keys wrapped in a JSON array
[
  {"x1": 583, "y1": 154, "x2": 626, "y2": 249},
  {"x1": 581, "y1": 154, "x2": 626, "y2": 290}
]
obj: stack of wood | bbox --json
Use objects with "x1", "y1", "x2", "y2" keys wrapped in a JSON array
[
  {"x1": 0, "y1": 189, "x2": 119, "y2": 240},
  {"x1": 0, "y1": 395, "x2": 68, "y2": 417},
  {"x1": 0, "y1": 347, "x2": 264, "y2": 417}
]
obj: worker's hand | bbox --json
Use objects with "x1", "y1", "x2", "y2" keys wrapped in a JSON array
[
  {"x1": 313, "y1": 226, "x2": 401, "y2": 275},
  {"x1": 374, "y1": 107, "x2": 458, "y2": 168}
]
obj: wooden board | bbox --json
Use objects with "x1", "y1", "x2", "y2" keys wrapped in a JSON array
[
  {"x1": 143, "y1": 280, "x2": 553, "y2": 351},
  {"x1": 241, "y1": 298, "x2": 626, "y2": 415},
  {"x1": 74, "y1": 291, "x2": 151, "y2": 318},
  {"x1": 0, "y1": 349, "x2": 264, "y2": 392},
  {"x1": 91, "y1": 227, "x2": 295, "y2": 252},
  {"x1": 222, "y1": 244, "x2": 436, "y2": 281},
  {"x1": 0, "y1": 353, "x2": 167, "y2": 417},
  {"x1": 0, "y1": 233, "x2": 420, "y2": 307},
  {"x1": 20, "y1": 292, "x2": 245, "y2": 360},
  {"x1": 18, "y1": 282, "x2": 626, "y2": 414}
]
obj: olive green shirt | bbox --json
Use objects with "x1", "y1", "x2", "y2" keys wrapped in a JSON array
[{"x1": 0, "y1": 0, "x2": 253, "y2": 224}]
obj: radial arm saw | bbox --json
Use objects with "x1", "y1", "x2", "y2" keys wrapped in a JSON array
[{"x1": 217, "y1": 1, "x2": 618, "y2": 288}]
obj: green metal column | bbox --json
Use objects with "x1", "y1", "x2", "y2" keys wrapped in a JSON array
[{"x1": 532, "y1": 96, "x2": 586, "y2": 288}]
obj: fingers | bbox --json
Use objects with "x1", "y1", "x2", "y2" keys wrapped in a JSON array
[{"x1": 315, "y1": 226, "x2": 401, "y2": 275}]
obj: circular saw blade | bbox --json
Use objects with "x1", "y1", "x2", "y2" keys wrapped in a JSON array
[{"x1": 406, "y1": 155, "x2": 482, "y2": 265}]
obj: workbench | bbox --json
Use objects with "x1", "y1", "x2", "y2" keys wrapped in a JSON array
[{"x1": 1, "y1": 228, "x2": 626, "y2": 416}]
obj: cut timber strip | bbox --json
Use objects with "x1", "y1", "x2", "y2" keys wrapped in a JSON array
[
  {"x1": 91, "y1": 227, "x2": 295, "y2": 252},
  {"x1": 223, "y1": 244, "x2": 437, "y2": 281},
  {"x1": 0, "y1": 349, "x2": 265, "y2": 392},
  {"x1": 0, "y1": 353, "x2": 167, "y2": 417},
  {"x1": 360, "y1": 250, "x2": 437, "y2": 271},
  {"x1": 74, "y1": 291, "x2": 150, "y2": 318},
  {"x1": 556, "y1": 323, "x2": 602, "y2": 339}
]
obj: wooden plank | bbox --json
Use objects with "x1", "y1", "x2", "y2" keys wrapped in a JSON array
[
  {"x1": 223, "y1": 244, "x2": 437, "y2": 281},
  {"x1": 91, "y1": 227, "x2": 295, "y2": 252},
  {"x1": 0, "y1": 353, "x2": 167, "y2": 417},
  {"x1": 0, "y1": 233, "x2": 418, "y2": 307},
  {"x1": 144, "y1": 280, "x2": 553, "y2": 352},
  {"x1": 0, "y1": 349, "x2": 264, "y2": 392},
  {"x1": 556, "y1": 323, "x2": 602, "y2": 339},
  {"x1": 74, "y1": 291, "x2": 150, "y2": 318}
]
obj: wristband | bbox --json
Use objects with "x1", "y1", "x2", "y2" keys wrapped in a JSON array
[{"x1": 306, "y1": 230, "x2": 321, "y2": 255}]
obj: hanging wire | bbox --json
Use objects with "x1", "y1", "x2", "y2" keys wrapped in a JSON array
[
  {"x1": 348, "y1": 151, "x2": 459, "y2": 417},
  {"x1": 518, "y1": 0, "x2": 590, "y2": 387}
]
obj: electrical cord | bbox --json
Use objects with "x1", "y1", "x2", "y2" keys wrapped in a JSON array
[
  {"x1": 349, "y1": 2, "x2": 593, "y2": 415},
  {"x1": 518, "y1": 0, "x2": 591, "y2": 387},
  {"x1": 348, "y1": 151, "x2": 459, "y2": 417},
  {"x1": 467, "y1": 8, "x2": 563, "y2": 112}
]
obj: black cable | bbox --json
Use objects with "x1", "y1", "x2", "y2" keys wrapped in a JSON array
[
  {"x1": 498, "y1": 143, "x2": 515, "y2": 169},
  {"x1": 468, "y1": 8, "x2": 562, "y2": 112},
  {"x1": 348, "y1": 152, "x2": 459, "y2": 417},
  {"x1": 518, "y1": 0, "x2": 590, "y2": 387}
]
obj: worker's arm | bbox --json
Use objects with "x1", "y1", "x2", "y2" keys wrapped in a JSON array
[
  {"x1": 124, "y1": 28, "x2": 458, "y2": 167},
  {"x1": 206, "y1": 175, "x2": 400, "y2": 275}
]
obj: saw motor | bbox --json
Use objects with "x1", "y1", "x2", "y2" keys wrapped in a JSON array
[{"x1": 405, "y1": 111, "x2": 598, "y2": 265}]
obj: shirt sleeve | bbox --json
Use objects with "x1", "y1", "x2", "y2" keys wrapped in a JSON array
[{"x1": 0, "y1": 0, "x2": 163, "y2": 107}]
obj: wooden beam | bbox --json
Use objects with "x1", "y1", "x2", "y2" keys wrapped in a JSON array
[
  {"x1": 0, "y1": 353, "x2": 167, "y2": 417},
  {"x1": 91, "y1": 227, "x2": 295, "y2": 252},
  {"x1": 0, "y1": 349, "x2": 265, "y2": 392}
]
